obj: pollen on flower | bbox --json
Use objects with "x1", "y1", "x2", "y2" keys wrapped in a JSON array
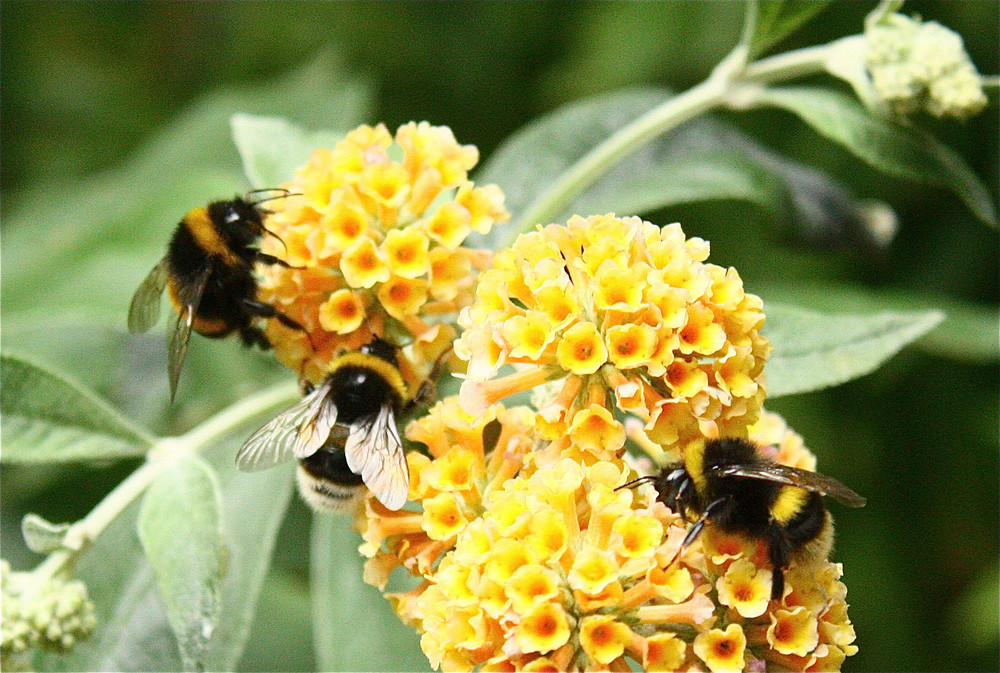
[
  {"x1": 456, "y1": 214, "x2": 769, "y2": 445},
  {"x1": 254, "y1": 122, "x2": 508, "y2": 379}
]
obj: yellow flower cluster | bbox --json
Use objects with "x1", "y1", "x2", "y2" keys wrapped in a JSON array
[
  {"x1": 356, "y1": 406, "x2": 856, "y2": 672},
  {"x1": 256, "y1": 122, "x2": 508, "y2": 382},
  {"x1": 456, "y1": 214, "x2": 770, "y2": 447}
]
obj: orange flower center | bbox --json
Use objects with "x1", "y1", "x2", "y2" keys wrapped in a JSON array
[
  {"x1": 388, "y1": 283, "x2": 411, "y2": 301},
  {"x1": 615, "y1": 338, "x2": 637, "y2": 357},
  {"x1": 714, "y1": 638, "x2": 735, "y2": 656},
  {"x1": 535, "y1": 614, "x2": 558, "y2": 637},
  {"x1": 774, "y1": 619, "x2": 794, "y2": 642},
  {"x1": 590, "y1": 623, "x2": 613, "y2": 646}
]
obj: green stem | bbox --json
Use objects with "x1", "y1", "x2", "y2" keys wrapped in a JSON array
[
  {"x1": 511, "y1": 37, "x2": 850, "y2": 233},
  {"x1": 31, "y1": 381, "x2": 299, "y2": 585}
]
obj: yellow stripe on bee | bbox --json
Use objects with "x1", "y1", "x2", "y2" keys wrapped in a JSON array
[
  {"x1": 771, "y1": 486, "x2": 809, "y2": 524},
  {"x1": 683, "y1": 439, "x2": 708, "y2": 495},
  {"x1": 327, "y1": 351, "x2": 409, "y2": 401},
  {"x1": 184, "y1": 207, "x2": 241, "y2": 267}
]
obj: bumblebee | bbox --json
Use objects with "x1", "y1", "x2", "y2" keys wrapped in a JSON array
[
  {"x1": 236, "y1": 338, "x2": 414, "y2": 511},
  {"x1": 295, "y1": 428, "x2": 367, "y2": 514},
  {"x1": 128, "y1": 191, "x2": 304, "y2": 400},
  {"x1": 625, "y1": 437, "x2": 865, "y2": 599}
]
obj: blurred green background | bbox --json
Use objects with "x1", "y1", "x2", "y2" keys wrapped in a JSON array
[{"x1": 1, "y1": 2, "x2": 997, "y2": 671}]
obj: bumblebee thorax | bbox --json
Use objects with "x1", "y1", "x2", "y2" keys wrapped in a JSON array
[{"x1": 325, "y1": 352, "x2": 406, "y2": 424}]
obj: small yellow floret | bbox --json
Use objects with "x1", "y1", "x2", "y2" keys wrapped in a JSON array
[
  {"x1": 693, "y1": 623, "x2": 747, "y2": 673},
  {"x1": 579, "y1": 614, "x2": 631, "y2": 665},
  {"x1": 556, "y1": 321, "x2": 608, "y2": 375}
]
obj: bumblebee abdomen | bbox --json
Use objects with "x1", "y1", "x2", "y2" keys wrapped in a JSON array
[
  {"x1": 781, "y1": 491, "x2": 828, "y2": 549},
  {"x1": 300, "y1": 447, "x2": 364, "y2": 486}
]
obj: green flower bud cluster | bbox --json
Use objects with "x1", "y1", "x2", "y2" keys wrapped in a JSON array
[
  {"x1": 1, "y1": 561, "x2": 97, "y2": 667},
  {"x1": 865, "y1": 13, "x2": 987, "y2": 120}
]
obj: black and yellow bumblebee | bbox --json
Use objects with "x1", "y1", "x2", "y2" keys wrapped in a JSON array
[
  {"x1": 127, "y1": 191, "x2": 305, "y2": 400},
  {"x1": 236, "y1": 338, "x2": 416, "y2": 511},
  {"x1": 295, "y1": 428, "x2": 367, "y2": 514},
  {"x1": 625, "y1": 437, "x2": 866, "y2": 600}
]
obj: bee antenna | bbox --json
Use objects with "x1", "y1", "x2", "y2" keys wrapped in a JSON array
[
  {"x1": 615, "y1": 475, "x2": 656, "y2": 491},
  {"x1": 262, "y1": 227, "x2": 290, "y2": 254},
  {"x1": 247, "y1": 188, "x2": 303, "y2": 208}
]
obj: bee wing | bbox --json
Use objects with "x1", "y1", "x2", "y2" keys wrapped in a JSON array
[
  {"x1": 165, "y1": 266, "x2": 210, "y2": 401},
  {"x1": 344, "y1": 404, "x2": 409, "y2": 511},
  {"x1": 715, "y1": 463, "x2": 866, "y2": 507},
  {"x1": 236, "y1": 384, "x2": 330, "y2": 471},
  {"x1": 292, "y1": 382, "x2": 338, "y2": 459},
  {"x1": 128, "y1": 259, "x2": 169, "y2": 333}
]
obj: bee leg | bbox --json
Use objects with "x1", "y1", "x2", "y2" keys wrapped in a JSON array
[
  {"x1": 665, "y1": 496, "x2": 732, "y2": 570},
  {"x1": 254, "y1": 251, "x2": 306, "y2": 271},
  {"x1": 404, "y1": 345, "x2": 453, "y2": 413},
  {"x1": 767, "y1": 522, "x2": 791, "y2": 600},
  {"x1": 242, "y1": 299, "x2": 318, "y2": 352},
  {"x1": 238, "y1": 325, "x2": 273, "y2": 350}
]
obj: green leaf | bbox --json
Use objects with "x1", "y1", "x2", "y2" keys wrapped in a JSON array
[
  {"x1": 755, "y1": 282, "x2": 999, "y2": 363},
  {"x1": 36, "y1": 501, "x2": 186, "y2": 672},
  {"x1": 311, "y1": 515, "x2": 431, "y2": 672},
  {"x1": 763, "y1": 303, "x2": 945, "y2": 396},
  {"x1": 21, "y1": 512, "x2": 71, "y2": 554},
  {"x1": 203, "y1": 459, "x2": 296, "y2": 671},
  {"x1": 138, "y1": 453, "x2": 227, "y2": 672},
  {"x1": 232, "y1": 114, "x2": 345, "y2": 189},
  {"x1": 744, "y1": 0, "x2": 830, "y2": 59},
  {"x1": 0, "y1": 353, "x2": 155, "y2": 463},
  {"x1": 37, "y1": 425, "x2": 296, "y2": 672},
  {"x1": 474, "y1": 87, "x2": 876, "y2": 250},
  {"x1": 752, "y1": 86, "x2": 998, "y2": 226}
]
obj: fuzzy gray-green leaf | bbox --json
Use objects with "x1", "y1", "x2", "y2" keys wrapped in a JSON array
[
  {"x1": 138, "y1": 453, "x2": 227, "y2": 672},
  {"x1": 232, "y1": 114, "x2": 345, "y2": 188},
  {"x1": 1, "y1": 353, "x2": 155, "y2": 463},
  {"x1": 753, "y1": 86, "x2": 998, "y2": 226},
  {"x1": 21, "y1": 513, "x2": 72, "y2": 554},
  {"x1": 744, "y1": 0, "x2": 830, "y2": 58},
  {"x1": 475, "y1": 86, "x2": 877, "y2": 250},
  {"x1": 764, "y1": 303, "x2": 945, "y2": 396}
]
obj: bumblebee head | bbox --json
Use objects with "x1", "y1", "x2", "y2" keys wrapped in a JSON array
[
  {"x1": 655, "y1": 465, "x2": 698, "y2": 517},
  {"x1": 360, "y1": 337, "x2": 400, "y2": 367},
  {"x1": 208, "y1": 198, "x2": 266, "y2": 247}
]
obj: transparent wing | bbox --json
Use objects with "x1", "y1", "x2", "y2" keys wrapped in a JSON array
[
  {"x1": 127, "y1": 259, "x2": 169, "y2": 333},
  {"x1": 166, "y1": 267, "x2": 210, "y2": 402},
  {"x1": 344, "y1": 405, "x2": 409, "y2": 510},
  {"x1": 236, "y1": 384, "x2": 330, "y2": 471},
  {"x1": 714, "y1": 463, "x2": 866, "y2": 507},
  {"x1": 292, "y1": 383, "x2": 338, "y2": 459}
]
